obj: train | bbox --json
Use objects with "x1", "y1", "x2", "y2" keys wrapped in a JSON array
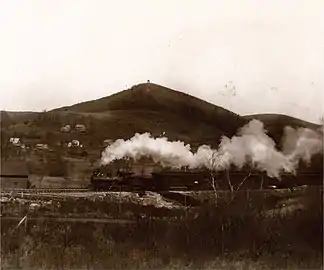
[{"x1": 90, "y1": 163, "x2": 323, "y2": 192}]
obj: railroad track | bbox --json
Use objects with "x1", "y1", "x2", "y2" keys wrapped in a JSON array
[
  {"x1": 0, "y1": 188, "x2": 191, "y2": 195},
  {"x1": 1, "y1": 188, "x2": 91, "y2": 194},
  {"x1": 0, "y1": 185, "x2": 205, "y2": 194},
  {"x1": 1, "y1": 185, "x2": 321, "y2": 195}
]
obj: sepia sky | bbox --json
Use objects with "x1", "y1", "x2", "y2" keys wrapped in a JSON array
[{"x1": 0, "y1": 0, "x2": 323, "y2": 123}]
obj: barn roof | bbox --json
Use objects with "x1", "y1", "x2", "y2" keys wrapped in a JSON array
[{"x1": 0, "y1": 160, "x2": 29, "y2": 176}]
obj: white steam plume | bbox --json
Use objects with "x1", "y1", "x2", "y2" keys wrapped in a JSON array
[
  {"x1": 100, "y1": 133, "x2": 197, "y2": 168},
  {"x1": 100, "y1": 119, "x2": 323, "y2": 179},
  {"x1": 282, "y1": 126, "x2": 323, "y2": 166},
  {"x1": 215, "y1": 120, "x2": 294, "y2": 178}
]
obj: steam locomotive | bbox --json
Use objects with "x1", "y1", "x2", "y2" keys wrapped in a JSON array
[{"x1": 90, "y1": 168, "x2": 212, "y2": 191}]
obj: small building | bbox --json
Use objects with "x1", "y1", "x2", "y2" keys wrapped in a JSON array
[
  {"x1": 68, "y1": 140, "x2": 80, "y2": 148},
  {"x1": 35, "y1": 144, "x2": 49, "y2": 150},
  {"x1": 75, "y1": 124, "x2": 87, "y2": 133},
  {"x1": 9, "y1": 137, "x2": 21, "y2": 146},
  {"x1": 60, "y1": 125, "x2": 71, "y2": 133},
  {"x1": 0, "y1": 160, "x2": 30, "y2": 189}
]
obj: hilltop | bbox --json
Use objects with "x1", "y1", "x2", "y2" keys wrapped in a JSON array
[{"x1": 52, "y1": 83, "x2": 245, "y2": 142}]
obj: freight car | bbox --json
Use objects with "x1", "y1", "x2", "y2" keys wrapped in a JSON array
[
  {"x1": 151, "y1": 171, "x2": 212, "y2": 190},
  {"x1": 90, "y1": 166, "x2": 323, "y2": 192}
]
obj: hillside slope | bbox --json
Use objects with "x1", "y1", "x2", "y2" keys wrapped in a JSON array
[
  {"x1": 243, "y1": 114, "x2": 319, "y2": 130},
  {"x1": 2, "y1": 83, "x2": 321, "y2": 148},
  {"x1": 54, "y1": 83, "x2": 245, "y2": 138}
]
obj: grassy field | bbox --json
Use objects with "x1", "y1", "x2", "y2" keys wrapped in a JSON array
[{"x1": 1, "y1": 187, "x2": 322, "y2": 269}]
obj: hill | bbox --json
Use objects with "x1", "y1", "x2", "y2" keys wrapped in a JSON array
[
  {"x1": 53, "y1": 83, "x2": 245, "y2": 140},
  {"x1": 1, "y1": 83, "x2": 322, "y2": 177},
  {"x1": 243, "y1": 113, "x2": 319, "y2": 130},
  {"x1": 1, "y1": 83, "x2": 321, "y2": 148}
]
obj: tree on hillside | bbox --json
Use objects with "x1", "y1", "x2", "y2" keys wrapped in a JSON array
[
  {"x1": 34, "y1": 110, "x2": 48, "y2": 126},
  {"x1": 205, "y1": 152, "x2": 252, "y2": 202},
  {"x1": 205, "y1": 151, "x2": 219, "y2": 200}
]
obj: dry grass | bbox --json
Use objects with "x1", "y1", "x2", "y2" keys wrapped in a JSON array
[
  {"x1": 1, "y1": 239, "x2": 322, "y2": 270},
  {"x1": 1, "y1": 187, "x2": 322, "y2": 269}
]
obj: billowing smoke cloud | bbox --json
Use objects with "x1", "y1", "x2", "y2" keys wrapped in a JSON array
[
  {"x1": 100, "y1": 133, "x2": 197, "y2": 168},
  {"x1": 101, "y1": 119, "x2": 323, "y2": 179},
  {"x1": 282, "y1": 126, "x2": 323, "y2": 166},
  {"x1": 214, "y1": 120, "x2": 295, "y2": 178}
]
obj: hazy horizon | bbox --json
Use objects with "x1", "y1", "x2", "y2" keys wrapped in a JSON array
[{"x1": 1, "y1": 0, "x2": 323, "y2": 124}]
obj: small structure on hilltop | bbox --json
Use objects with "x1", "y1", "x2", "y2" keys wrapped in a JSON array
[{"x1": 0, "y1": 160, "x2": 30, "y2": 189}]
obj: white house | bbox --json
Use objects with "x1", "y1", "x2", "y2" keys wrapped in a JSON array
[
  {"x1": 60, "y1": 125, "x2": 71, "y2": 133},
  {"x1": 9, "y1": 137, "x2": 21, "y2": 145},
  {"x1": 68, "y1": 140, "x2": 81, "y2": 147}
]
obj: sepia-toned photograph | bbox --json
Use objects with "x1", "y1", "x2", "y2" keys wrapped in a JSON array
[{"x1": 0, "y1": 1, "x2": 323, "y2": 269}]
